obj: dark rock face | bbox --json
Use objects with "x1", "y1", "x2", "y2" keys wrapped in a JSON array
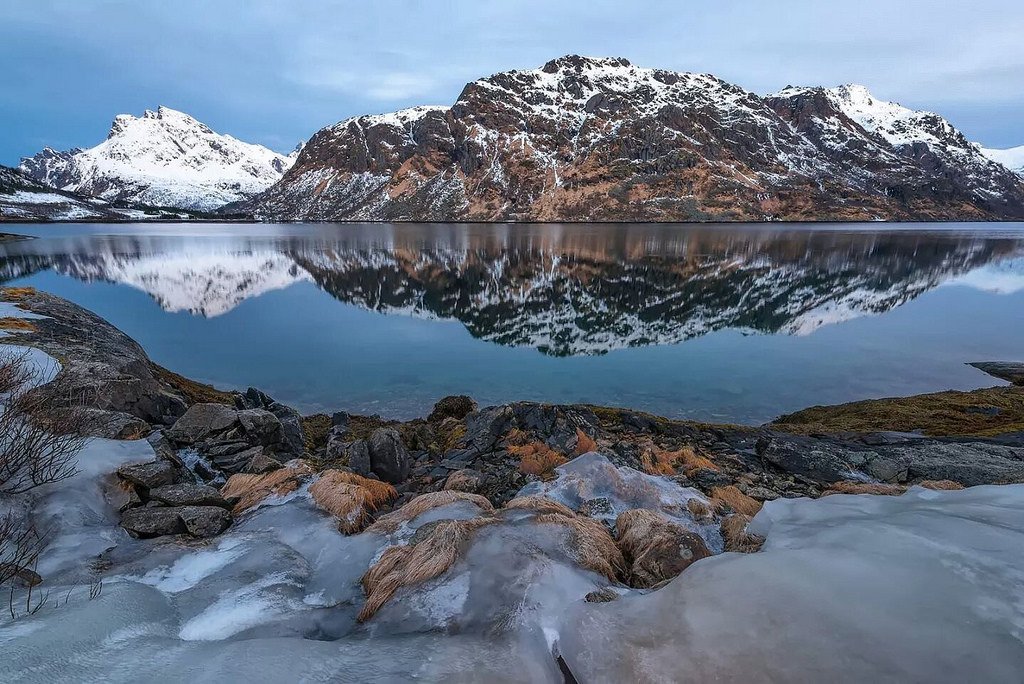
[
  {"x1": 250, "y1": 56, "x2": 1024, "y2": 222},
  {"x1": 178, "y1": 506, "x2": 232, "y2": 538},
  {"x1": 117, "y1": 460, "x2": 183, "y2": 490},
  {"x1": 120, "y1": 507, "x2": 186, "y2": 538},
  {"x1": 148, "y1": 483, "x2": 231, "y2": 509},
  {"x1": 234, "y1": 387, "x2": 306, "y2": 457},
  {"x1": 165, "y1": 401, "x2": 305, "y2": 476},
  {"x1": 368, "y1": 428, "x2": 412, "y2": 484}
]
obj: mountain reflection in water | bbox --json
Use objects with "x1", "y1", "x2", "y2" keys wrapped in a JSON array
[{"x1": 1, "y1": 223, "x2": 1022, "y2": 420}]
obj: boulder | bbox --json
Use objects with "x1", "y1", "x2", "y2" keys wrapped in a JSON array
[
  {"x1": 344, "y1": 440, "x2": 372, "y2": 476},
  {"x1": 368, "y1": 428, "x2": 411, "y2": 484},
  {"x1": 166, "y1": 403, "x2": 239, "y2": 444},
  {"x1": 120, "y1": 507, "x2": 185, "y2": 538},
  {"x1": 237, "y1": 409, "x2": 284, "y2": 446},
  {"x1": 244, "y1": 451, "x2": 283, "y2": 474},
  {"x1": 148, "y1": 483, "x2": 232, "y2": 509},
  {"x1": 178, "y1": 506, "x2": 232, "y2": 538},
  {"x1": 116, "y1": 460, "x2": 181, "y2": 490},
  {"x1": 428, "y1": 395, "x2": 477, "y2": 423},
  {"x1": 235, "y1": 387, "x2": 306, "y2": 457}
]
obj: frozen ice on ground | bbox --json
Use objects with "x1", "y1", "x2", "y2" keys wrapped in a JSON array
[
  {"x1": 518, "y1": 451, "x2": 722, "y2": 550},
  {"x1": 559, "y1": 484, "x2": 1024, "y2": 683}
]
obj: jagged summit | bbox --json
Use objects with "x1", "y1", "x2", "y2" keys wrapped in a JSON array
[
  {"x1": 252, "y1": 56, "x2": 1024, "y2": 222},
  {"x1": 21, "y1": 107, "x2": 296, "y2": 212}
]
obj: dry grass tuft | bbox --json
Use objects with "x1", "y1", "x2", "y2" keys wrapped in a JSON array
[
  {"x1": 511, "y1": 440, "x2": 567, "y2": 477},
  {"x1": 359, "y1": 518, "x2": 493, "y2": 621},
  {"x1": 505, "y1": 495, "x2": 576, "y2": 518},
  {"x1": 638, "y1": 444, "x2": 717, "y2": 476},
  {"x1": 221, "y1": 463, "x2": 313, "y2": 515},
  {"x1": 0, "y1": 287, "x2": 36, "y2": 302},
  {"x1": 574, "y1": 428, "x2": 598, "y2": 455},
  {"x1": 720, "y1": 513, "x2": 765, "y2": 553},
  {"x1": 686, "y1": 498, "x2": 712, "y2": 520},
  {"x1": 0, "y1": 317, "x2": 36, "y2": 332},
  {"x1": 919, "y1": 479, "x2": 965, "y2": 491},
  {"x1": 824, "y1": 481, "x2": 906, "y2": 497},
  {"x1": 614, "y1": 509, "x2": 711, "y2": 587},
  {"x1": 309, "y1": 470, "x2": 398, "y2": 534},
  {"x1": 366, "y1": 490, "x2": 494, "y2": 534},
  {"x1": 710, "y1": 485, "x2": 762, "y2": 516},
  {"x1": 534, "y1": 512, "x2": 625, "y2": 581}
]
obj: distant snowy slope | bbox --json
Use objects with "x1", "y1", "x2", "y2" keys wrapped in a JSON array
[
  {"x1": 20, "y1": 107, "x2": 296, "y2": 211},
  {"x1": 979, "y1": 145, "x2": 1024, "y2": 176}
]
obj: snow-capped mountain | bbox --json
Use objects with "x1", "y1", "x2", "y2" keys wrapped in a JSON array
[
  {"x1": 250, "y1": 55, "x2": 1024, "y2": 222},
  {"x1": 0, "y1": 164, "x2": 192, "y2": 221},
  {"x1": 979, "y1": 145, "x2": 1024, "y2": 177},
  {"x1": 20, "y1": 107, "x2": 296, "y2": 212}
]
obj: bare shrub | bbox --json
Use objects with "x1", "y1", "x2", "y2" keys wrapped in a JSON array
[{"x1": 0, "y1": 351, "x2": 91, "y2": 495}]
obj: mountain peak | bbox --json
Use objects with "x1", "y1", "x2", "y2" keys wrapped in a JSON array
[{"x1": 540, "y1": 55, "x2": 632, "y2": 73}]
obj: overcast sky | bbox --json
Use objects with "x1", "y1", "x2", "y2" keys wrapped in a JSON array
[{"x1": 1, "y1": 0, "x2": 1022, "y2": 164}]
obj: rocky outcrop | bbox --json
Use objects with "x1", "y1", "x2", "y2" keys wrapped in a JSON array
[
  {"x1": 970, "y1": 362, "x2": 1024, "y2": 386},
  {"x1": 250, "y1": 56, "x2": 1024, "y2": 222},
  {"x1": 165, "y1": 400, "x2": 305, "y2": 476}
]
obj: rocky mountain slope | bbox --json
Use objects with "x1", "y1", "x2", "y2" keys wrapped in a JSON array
[
  {"x1": 20, "y1": 107, "x2": 296, "y2": 212},
  {"x1": 980, "y1": 145, "x2": 1024, "y2": 177},
  {"x1": 249, "y1": 55, "x2": 1024, "y2": 222},
  {"x1": 0, "y1": 164, "x2": 193, "y2": 221}
]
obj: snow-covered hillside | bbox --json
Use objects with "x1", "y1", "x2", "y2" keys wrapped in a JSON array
[
  {"x1": 980, "y1": 145, "x2": 1024, "y2": 177},
  {"x1": 20, "y1": 107, "x2": 296, "y2": 212}
]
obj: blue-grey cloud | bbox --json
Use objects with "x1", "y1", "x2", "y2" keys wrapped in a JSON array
[{"x1": 1, "y1": 0, "x2": 1022, "y2": 165}]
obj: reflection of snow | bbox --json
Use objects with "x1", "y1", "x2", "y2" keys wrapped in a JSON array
[{"x1": 944, "y1": 258, "x2": 1024, "y2": 294}]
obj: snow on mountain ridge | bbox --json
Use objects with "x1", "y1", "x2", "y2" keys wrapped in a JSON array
[
  {"x1": 20, "y1": 106, "x2": 296, "y2": 212},
  {"x1": 979, "y1": 145, "x2": 1024, "y2": 176}
]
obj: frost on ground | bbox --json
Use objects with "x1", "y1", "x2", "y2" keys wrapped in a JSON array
[
  {"x1": 2, "y1": 442, "x2": 1023, "y2": 682},
  {"x1": 560, "y1": 484, "x2": 1024, "y2": 683}
]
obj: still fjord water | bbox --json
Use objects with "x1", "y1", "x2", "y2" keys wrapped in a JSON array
[{"x1": 2, "y1": 223, "x2": 1022, "y2": 423}]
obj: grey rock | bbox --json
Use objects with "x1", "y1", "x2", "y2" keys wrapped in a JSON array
[
  {"x1": 120, "y1": 507, "x2": 185, "y2": 538},
  {"x1": 235, "y1": 387, "x2": 306, "y2": 457},
  {"x1": 117, "y1": 460, "x2": 181, "y2": 490},
  {"x1": 167, "y1": 403, "x2": 239, "y2": 444},
  {"x1": 80, "y1": 409, "x2": 151, "y2": 440},
  {"x1": 148, "y1": 483, "x2": 231, "y2": 509},
  {"x1": 179, "y1": 506, "x2": 232, "y2": 538},
  {"x1": 209, "y1": 445, "x2": 264, "y2": 475},
  {"x1": 368, "y1": 428, "x2": 411, "y2": 484},
  {"x1": 244, "y1": 452, "x2": 283, "y2": 474},
  {"x1": 464, "y1": 405, "x2": 514, "y2": 455},
  {"x1": 342, "y1": 439, "x2": 372, "y2": 476},
  {"x1": 238, "y1": 409, "x2": 283, "y2": 445}
]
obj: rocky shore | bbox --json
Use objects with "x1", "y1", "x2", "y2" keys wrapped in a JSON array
[
  {"x1": 3, "y1": 286, "x2": 1024, "y2": 681},
  {"x1": 5, "y1": 286, "x2": 1023, "y2": 539}
]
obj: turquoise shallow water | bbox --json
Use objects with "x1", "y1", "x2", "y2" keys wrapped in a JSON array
[{"x1": 2, "y1": 222, "x2": 1023, "y2": 422}]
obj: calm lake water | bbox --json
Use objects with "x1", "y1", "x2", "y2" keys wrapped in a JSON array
[{"x1": 2, "y1": 222, "x2": 1023, "y2": 423}]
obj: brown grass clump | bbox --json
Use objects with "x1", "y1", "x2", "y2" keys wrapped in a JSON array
[
  {"x1": 772, "y1": 385, "x2": 1024, "y2": 437},
  {"x1": 534, "y1": 513, "x2": 625, "y2": 581},
  {"x1": 720, "y1": 514, "x2": 765, "y2": 553},
  {"x1": 0, "y1": 317, "x2": 36, "y2": 332},
  {"x1": 710, "y1": 485, "x2": 762, "y2": 516},
  {"x1": 359, "y1": 518, "x2": 493, "y2": 621},
  {"x1": 919, "y1": 480, "x2": 965, "y2": 491},
  {"x1": 823, "y1": 481, "x2": 906, "y2": 497},
  {"x1": 511, "y1": 440, "x2": 567, "y2": 477},
  {"x1": 309, "y1": 470, "x2": 398, "y2": 534},
  {"x1": 686, "y1": 498, "x2": 712, "y2": 520},
  {"x1": 614, "y1": 509, "x2": 711, "y2": 587},
  {"x1": 574, "y1": 428, "x2": 597, "y2": 455},
  {"x1": 638, "y1": 444, "x2": 718, "y2": 477},
  {"x1": 0, "y1": 287, "x2": 36, "y2": 302},
  {"x1": 221, "y1": 463, "x2": 313, "y2": 515},
  {"x1": 505, "y1": 495, "x2": 576, "y2": 518},
  {"x1": 365, "y1": 490, "x2": 494, "y2": 534}
]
